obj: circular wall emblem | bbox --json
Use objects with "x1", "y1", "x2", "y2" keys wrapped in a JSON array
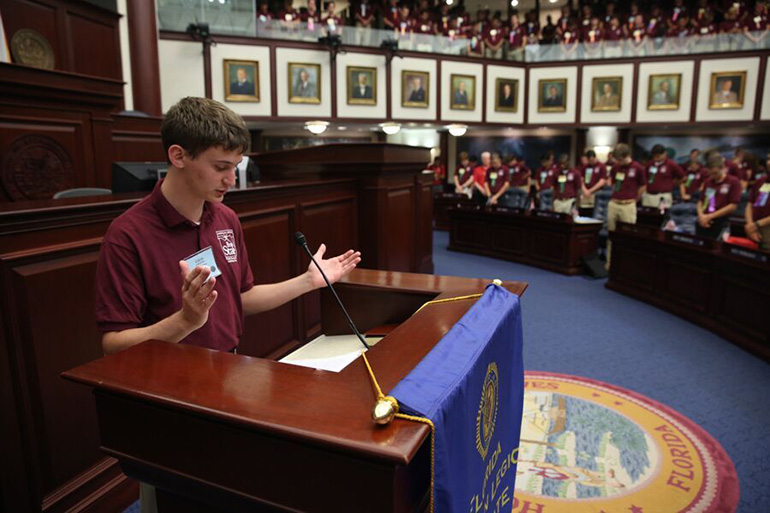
[
  {"x1": 476, "y1": 361, "x2": 499, "y2": 460},
  {"x1": 10, "y1": 29, "x2": 55, "y2": 69},
  {"x1": 514, "y1": 372, "x2": 738, "y2": 512},
  {"x1": 1, "y1": 135, "x2": 74, "y2": 201}
]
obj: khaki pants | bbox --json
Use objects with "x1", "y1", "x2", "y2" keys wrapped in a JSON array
[
  {"x1": 580, "y1": 194, "x2": 595, "y2": 209},
  {"x1": 606, "y1": 200, "x2": 637, "y2": 267},
  {"x1": 515, "y1": 185, "x2": 529, "y2": 194},
  {"x1": 553, "y1": 198, "x2": 576, "y2": 214},
  {"x1": 642, "y1": 192, "x2": 673, "y2": 208},
  {"x1": 141, "y1": 483, "x2": 158, "y2": 513}
]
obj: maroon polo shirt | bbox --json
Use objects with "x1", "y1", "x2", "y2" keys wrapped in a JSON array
[
  {"x1": 701, "y1": 174, "x2": 741, "y2": 214},
  {"x1": 749, "y1": 176, "x2": 770, "y2": 221},
  {"x1": 509, "y1": 164, "x2": 531, "y2": 187},
  {"x1": 611, "y1": 161, "x2": 646, "y2": 201},
  {"x1": 536, "y1": 165, "x2": 557, "y2": 190},
  {"x1": 646, "y1": 158, "x2": 685, "y2": 194},
  {"x1": 486, "y1": 166, "x2": 511, "y2": 195},
  {"x1": 683, "y1": 165, "x2": 707, "y2": 194},
  {"x1": 508, "y1": 25, "x2": 525, "y2": 47},
  {"x1": 553, "y1": 168, "x2": 583, "y2": 200},
  {"x1": 578, "y1": 162, "x2": 608, "y2": 189},
  {"x1": 726, "y1": 160, "x2": 746, "y2": 181},
  {"x1": 96, "y1": 181, "x2": 254, "y2": 352},
  {"x1": 456, "y1": 163, "x2": 473, "y2": 185},
  {"x1": 604, "y1": 26, "x2": 625, "y2": 41}
]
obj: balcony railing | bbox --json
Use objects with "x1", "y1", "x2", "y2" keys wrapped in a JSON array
[{"x1": 157, "y1": 1, "x2": 770, "y2": 61}]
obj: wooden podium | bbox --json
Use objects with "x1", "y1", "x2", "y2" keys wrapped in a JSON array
[{"x1": 63, "y1": 270, "x2": 526, "y2": 512}]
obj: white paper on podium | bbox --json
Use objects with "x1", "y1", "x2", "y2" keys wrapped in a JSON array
[{"x1": 279, "y1": 334, "x2": 383, "y2": 373}]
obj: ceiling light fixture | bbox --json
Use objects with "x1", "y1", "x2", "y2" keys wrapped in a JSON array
[
  {"x1": 305, "y1": 121, "x2": 329, "y2": 135},
  {"x1": 379, "y1": 122, "x2": 402, "y2": 135},
  {"x1": 447, "y1": 124, "x2": 468, "y2": 137}
]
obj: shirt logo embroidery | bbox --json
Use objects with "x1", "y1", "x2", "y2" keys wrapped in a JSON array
[{"x1": 216, "y1": 229, "x2": 238, "y2": 263}]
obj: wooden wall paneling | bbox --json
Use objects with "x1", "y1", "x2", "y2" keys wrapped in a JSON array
[
  {"x1": 490, "y1": 224, "x2": 526, "y2": 256},
  {"x1": 529, "y1": 230, "x2": 568, "y2": 266},
  {"x1": 659, "y1": 253, "x2": 712, "y2": 313},
  {"x1": 239, "y1": 208, "x2": 299, "y2": 359},
  {"x1": 0, "y1": 108, "x2": 91, "y2": 201},
  {"x1": 414, "y1": 173, "x2": 434, "y2": 274},
  {"x1": 299, "y1": 196, "x2": 358, "y2": 340},
  {"x1": 1, "y1": 0, "x2": 64, "y2": 70},
  {"x1": 382, "y1": 182, "x2": 416, "y2": 272},
  {"x1": 0, "y1": 241, "x2": 136, "y2": 512},
  {"x1": 66, "y1": 11, "x2": 122, "y2": 79},
  {"x1": 110, "y1": 114, "x2": 166, "y2": 163}
]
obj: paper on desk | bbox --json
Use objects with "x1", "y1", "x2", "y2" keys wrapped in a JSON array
[
  {"x1": 573, "y1": 216, "x2": 603, "y2": 224},
  {"x1": 282, "y1": 349, "x2": 364, "y2": 373}
]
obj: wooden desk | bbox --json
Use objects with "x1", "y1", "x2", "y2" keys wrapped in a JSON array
[
  {"x1": 607, "y1": 224, "x2": 770, "y2": 360},
  {"x1": 63, "y1": 270, "x2": 527, "y2": 513},
  {"x1": 449, "y1": 206, "x2": 603, "y2": 275},
  {"x1": 433, "y1": 192, "x2": 473, "y2": 231},
  {"x1": 0, "y1": 145, "x2": 432, "y2": 512}
]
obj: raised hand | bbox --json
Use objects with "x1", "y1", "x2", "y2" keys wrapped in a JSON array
[
  {"x1": 307, "y1": 243, "x2": 362, "y2": 289},
  {"x1": 178, "y1": 261, "x2": 218, "y2": 330}
]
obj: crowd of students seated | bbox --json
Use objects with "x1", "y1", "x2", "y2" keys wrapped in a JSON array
[
  {"x1": 257, "y1": 0, "x2": 769, "y2": 57},
  {"x1": 450, "y1": 144, "x2": 770, "y2": 257}
]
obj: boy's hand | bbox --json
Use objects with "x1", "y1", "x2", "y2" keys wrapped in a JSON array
[
  {"x1": 179, "y1": 261, "x2": 218, "y2": 331},
  {"x1": 307, "y1": 244, "x2": 361, "y2": 289}
]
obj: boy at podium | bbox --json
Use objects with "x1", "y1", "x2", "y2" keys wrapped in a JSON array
[{"x1": 95, "y1": 97, "x2": 361, "y2": 357}]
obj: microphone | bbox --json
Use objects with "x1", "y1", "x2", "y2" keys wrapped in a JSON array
[{"x1": 294, "y1": 232, "x2": 369, "y2": 350}]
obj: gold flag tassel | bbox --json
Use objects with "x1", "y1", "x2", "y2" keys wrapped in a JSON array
[{"x1": 361, "y1": 283, "x2": 501, "y2": 513}]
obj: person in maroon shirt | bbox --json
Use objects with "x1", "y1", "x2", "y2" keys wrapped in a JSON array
[
  {"x1": 744, "y1": 1, "x2": 769, "y2": 39},
  {"x1": 534, "y1": 153, "x2": 557, "y2": 192},
  {"x1": 745, "y1": 173, "x2": 770, "y2": 251},
  {"x1": 606, "y1": 143, "x2": 646, "y2": 268},
  {"x1": 524, "y1": 10, "x2": 540, "y2": 44},
  {"x1": 277, "y1": 0, "x2": 299, "y2": 22},
  {"x1": 299, "y1": 0, "x2": 320, "y2": 31},
  {"x1": 508, "y1": 154, "x2": 531, "y2": 193},
  {"x1": 353, "y1": 0, "x2": 374, "y2": 44},
  {"x1": 507, "y1": 14, "x2": 526, "y2": 60},
  {"x1": 698, "y1": 154, "x2": 741, "y2": 239},
  {"x1": 415, "y1": 10, "x2": 435, "y2": 35},
  {"x1": 603, "y1": 2, "x2": 618, "y2": 27},
  {"x1": 437, "y1": 3, "x2": 453, "y2": 36},
  {"x1": 577, "y1": 150, "x2": 608, "y2": 209},
  {"x1": 668, "y1": 0, "x2": 690, "y2": 28},
  {"x1": 454, "y1": 151, "x2": 475, "y2": 194},
  {"x1": 485, "y1": 17, "x2": 505, "y2": 59},
  {"x1": 681, "y1": 149, "x2": 707, "y2": 201},
  {"x1": 731, "y1": 147, "x2": 753, "y2": 188},
  {"x1": 642, "y1": 144, "x2": 685, "y2": 208},
  {"x1": 256, "y1": 2, "x2": 274, "y2": 23},
  {"x1": 721, "y1": 6, "x2": 744, "y2": 34},
  {"x1": 96, "y1": 97, "x2": 360, "y2": 356},
  {"x1": 467, "y1": 24, "x2": 485, "y2": 56},
  {"x1": 382, "y1": 0, "x2": 399, "y2": 30},
  {"x1": 553, "y1": 164, "x2": 583, "y2": 214},
  {"x1": 695, "y1": 11, "x2": 718, "y2": 36},
  {"x1": 484, "y1": 153, "x2": 511, "y2": 206},
  {"x1": 582, "y1": 16, "x2": 604, "y2": 43},
  {"x1": 604, "y1": 16, "x2": 626, "y2": 41}
]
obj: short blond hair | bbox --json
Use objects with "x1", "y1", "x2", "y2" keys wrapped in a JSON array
[{"x1": 162, "y1": 97, "x2": 250, "y2": 162}]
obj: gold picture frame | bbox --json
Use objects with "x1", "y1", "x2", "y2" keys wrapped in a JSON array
[
  {"x1": 402, "y1": 70, "x2": 430, "y2": 108},
  {"x1": 224, "y1": 60, "x2": 260, "y2": 102},
  {"x1": 494, "y1": 78, "x2": 518, "y2": 113},
  {"x1": 347, "y1": 66, "x2": 377, "y2": 106},
  {"x1": 647, "y1": 73, "x2": 682, "y2": 111},
  {"x1": 450, "y1": 73, "x2": 476, "y2": 110},
  {"x1": 538, "y1": 78, "x2": 567, "y2": 113},
  {"x1": 709, "y1": 71, "x2": 747, "y2": 110},
  {"x1": 288, "y1": 62, "x2": 321, "y2": 104},
  {"x1": 591, "y1": 76, "x2": 622, "y2": 112}
]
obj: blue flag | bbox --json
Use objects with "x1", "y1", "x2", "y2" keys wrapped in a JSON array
[{"x1": 391, "y1": 285, "x2": 524, "y2": 513}]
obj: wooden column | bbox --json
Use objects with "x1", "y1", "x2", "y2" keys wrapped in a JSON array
[{"x1": 126, "y1": 0, "x2": 162, "y2": 115}]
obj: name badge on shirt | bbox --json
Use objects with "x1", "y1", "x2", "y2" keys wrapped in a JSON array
[
  {"x1": 558, "y1": 175, "x2": 567, "y2": 183},
  {"x1": 585, "y1": 168, "x2": 593, "y2": 183},
  {"x1": 540, "y1": 171, "x2": 547, "y2": 183},
  {"x1": 490, "y1": 172, "x2": 498, "y2": 180},
  {"x1": 184, "y1": 246, "x2": 222, "y2": 282},
  {"x1": 616, "y1": 172, "x2": 626, "y2": 181}
]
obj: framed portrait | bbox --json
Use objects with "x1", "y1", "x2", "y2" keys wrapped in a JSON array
[
  {"x1": 709, "y1": 71, "x2": 747, "y2": 110},
  {"x1": 450, "y1": 74, "x2": 475, "y2": 110},
  {"x1": 288, "y1": 62, "x2": 321, "y2": 104},
  {"x1": 224, "y1": 60, "x2": 259, "y2": 102},
  {"x1": 347, "y1": 66, "x2": 377, "y2": 106},
  {"x1": 402, "y1": 70, "x2": 430, "y2": 108},
  {"x1": 538, "y1": 79, "x2": 567, "y2": 113},
  {"x1": 591, "y1": 76, "x2": 622, "y2": 112},
  {"x1": 647, "y1": 73, "x2": 681, "y2": 111},
  {"x1": 495, "y1": 78, "x2": 518, "y2": 113}
]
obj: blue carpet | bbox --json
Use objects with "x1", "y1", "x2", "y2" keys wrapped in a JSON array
[
  {"x1": 433, "y1": 230, "x2": 769, "y2": 512},
  {"x1": 123, "y1": 231, "x2": 769, "y2": 512}
]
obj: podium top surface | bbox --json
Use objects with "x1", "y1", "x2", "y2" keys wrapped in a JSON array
[{"x1": 63, "y1": 270, "x2": 527, "y2": 466}]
